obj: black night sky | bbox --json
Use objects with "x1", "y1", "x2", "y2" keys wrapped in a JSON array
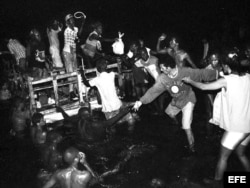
[
  {"x1": 1, "y1": 0, "x2": 249, "y2": 51},
  {"x1": 1, "y1": 1, "x2": 250, "y2": 188}
]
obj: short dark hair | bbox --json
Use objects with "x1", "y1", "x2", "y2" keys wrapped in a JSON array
[
  {"x1": 96, "y1": 59, "x2": 107, "y2": 72},
  {"x1": 63, "y1": 147, "x2": 79, "y2": 165},
  {"x1": 32, "y1": 112, "x2": 44, "y2": 125},
  {"x1": 160, "y1": 55, "x2": 176, "y2": 69},
  {"x1": 224, "y1": 51, "x2": 243, "y2": 74}
]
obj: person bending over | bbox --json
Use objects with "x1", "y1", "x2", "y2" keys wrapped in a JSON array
[{"x1": 133, "y1": 57, "x2": 217, "y2": 153}]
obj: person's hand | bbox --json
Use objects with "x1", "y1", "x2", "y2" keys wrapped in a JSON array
[
  {"x1": 133, "y1": 101, "x2": 142, "y2": 111},
  {"x1": 82, "y1": 13, "x2": 87, "y2": 19},
  {"x1": 182, "y1": 77, "x2": 192, "y2": 83},
  {"x1": 79, "y1": 152, "x2": 86, "y2": 163},
  {"x1": 118, "y1": 31, "x2": 124, "y2": 38},
  {"x1": 158, "y1": 33, "x2": 167, "y2": 41}
]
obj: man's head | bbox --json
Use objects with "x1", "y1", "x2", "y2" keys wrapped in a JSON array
[
  {"x1": 92, "y1": 21, "x2": 103, "y2": 35},
  {"x1": 32, "y1": 112, "x2": 45, "y2": 127},
  {"x1": 245, "y1": 44, "x2": 250, "y2": 59},
  {"x1": 48, "y1": 19, "x2": 62, "y2": 31},
  {"x1": 63, "y1": 147, "x2": 80, "y2": 165},
  {"x1": 159, "y1": 56, "x2": 177, "y2": 74},
  {"x1": 209, "y1": 53, "x2": 220, "y2": 68},
  {"x1": 169, "y1": 37, "x2": 179, "y2": 49},
  {"x1": 65, "y1": 14, "x2": 75, "y2": 27},
  {"x1": 29, "y1": 29, "x2": 41, "y2": 41},
  {"x1": 78, "y1": 107, "x2": 91, "y2": 119},
  {"x1": 139, "y1": 47, "x2": 149, "y2": 61},
  {"x1": 96, "y1": 59, "x2": 108, "y2": 73},
  {"x1": 223, "y1": 51, "x2": 241, "y2": 74},
  {"x1": 129, "y1": 40, "x2": 140, "y2": 54}
]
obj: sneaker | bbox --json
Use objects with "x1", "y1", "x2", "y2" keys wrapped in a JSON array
[{"x1": 70, "y1": 92, "x2": 78, "y2": 101}]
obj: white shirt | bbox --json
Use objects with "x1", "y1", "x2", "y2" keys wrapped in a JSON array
[
  {"x1": 89, "y1": 72, "x2": 122, "y2": 112},
  {"x1": 211, "y1": 74, "x2": 250, "y2": 133}
]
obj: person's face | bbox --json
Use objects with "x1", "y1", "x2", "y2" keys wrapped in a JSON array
[
  {"x1": 141, "y1": 50, "x2": 149, "y2": 61},
  {"x1": 222, "y1": 64, "x2": 231, "y2": 75},
  {"x1": 130, "y1": 44, "x2": 138, "y2": 54},
  {"x1": 139, "y1": 40, "x2": 144, "y2": 48},
  {"x1": 170, "y1": 38, "x2": 178, "y2": 49},
  {"x1": 245, "y1": 48, "x2": 250, "y2": 58},
  {"x1": 34, "y1": 32, "x2": 41, "y2": 41},
  {"x1": 80, "y1": 109, "x2": 91, "y2": 119},
  {"x1": 160, "y1": 64, "x2": 172, "y2": 74},
  {"x1": 209, "y1": 54, "x2": 219, "y2": 68},
  {"x1": 96, "y1": 26, "x2": 103, "y2": 35},
  {"x1": 68, "y1": 17, "x2": 75, "y2": 27}
]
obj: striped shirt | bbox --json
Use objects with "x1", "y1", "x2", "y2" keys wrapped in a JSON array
[
  {"x1": 7, "y1": 39, "x2": 26, "y2": 62},
  {"x1": 63, "y1": 27, "x2": 78, "y2": 53}
]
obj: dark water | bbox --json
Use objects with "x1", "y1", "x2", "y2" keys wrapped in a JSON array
[{"x1": 1, "y1": 98, "x2": 249, "y2": 188}]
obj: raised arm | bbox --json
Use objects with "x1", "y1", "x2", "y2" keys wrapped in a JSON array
[
  {"x1": 156, "y1": 34, "x2": 171, "y2": 55},
  {"x1": 79, "y1": 152, "x2": 97, "y2": 178},
  {"x1": 78, "y1": 14, "x2": 86, "y2": 37}
]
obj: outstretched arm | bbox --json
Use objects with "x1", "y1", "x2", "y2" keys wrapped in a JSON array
[
  {"x1": 104, "y1": 106, "x2": 132, "y2": 128},
  {"x1": 80, "y1": 69, "x2": 91, "y2": 87},
  {"x1": 56, "y1": 106, "x2": 70, "y2": 120},
  {"x1": 182, "y1": 77, "x2": 227, "y2": 91}
]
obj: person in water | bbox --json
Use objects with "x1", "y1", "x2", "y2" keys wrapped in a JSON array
[
  {"x1": 56, "y1": 104, "x2": 132, "y2": 143},
  {"x1": 43, "y1": 147, "x2": 98, "y2": 188}
]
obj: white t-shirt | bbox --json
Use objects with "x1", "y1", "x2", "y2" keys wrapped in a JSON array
[
  {"x1": 211, "y1": 74, "x2": 250, "y2": 133},
  {"x1": 89, "y1": 72, "x2": 122, "y2": 112}
]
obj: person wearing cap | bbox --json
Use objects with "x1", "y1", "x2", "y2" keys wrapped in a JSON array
[
  {"x1": 42, "y1": 147, "x2": 98, "y2": 188},
  {"x1": 63, "y1": 13, "x2": 86, "y2": 100}
]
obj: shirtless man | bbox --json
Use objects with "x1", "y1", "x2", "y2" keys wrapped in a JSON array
[
  {"x1": 156, "y1": 34, "x2": 197, "y2": 68},
  {"x1": 56, "y1": 105, "x2": 132, "y2": 142},
  {"x1": 43, "y1": 147, "x2": 97, "y2": 188}
]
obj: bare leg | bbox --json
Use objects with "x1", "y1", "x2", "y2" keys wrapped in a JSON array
[
  {"x1": 235, "y1": 144, "x2": 250, "y2": 171},
  {"x1": 215, "y1": 145, "x2": 232, "y2": 180},
  {"x1": 184, "y1": 129, "x2": 195, "y2": 151}
]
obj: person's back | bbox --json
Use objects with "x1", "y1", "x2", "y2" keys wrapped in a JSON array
[
  {"x1": 221, "y1": 73, "x2": 250, "y2": 132},
  {"x1": 89, "y1": 60, "x2": 122, "y2": 113}
]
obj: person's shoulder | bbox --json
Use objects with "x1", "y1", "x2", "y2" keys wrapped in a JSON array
[{"x1": 150, "y1": 55, "x2": 158, "y2": 61}]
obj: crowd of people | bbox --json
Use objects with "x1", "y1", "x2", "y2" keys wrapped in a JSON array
[{"x1": 0, "y1": 9, "x2": 250, "y2": 188}]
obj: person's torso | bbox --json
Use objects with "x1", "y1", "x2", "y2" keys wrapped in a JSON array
[
  {"x1": 48, "y1": 30, "x2": 60, "y2": 49},
  {"x1": 91, "y1": 72, "x2": 122, "y2": 112},
  {"x1": 83, "y1": 31, "x2": 102, "y2": 58},
  {"x1": 160, "y1": 68, "x2": 195, "y2": 107},
  {"x1": 8, "y1": 39, "x2": 26, "y2": 60},
  {"x1": 63, "y1": 27, "x2": 78, "y2": 52}
]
